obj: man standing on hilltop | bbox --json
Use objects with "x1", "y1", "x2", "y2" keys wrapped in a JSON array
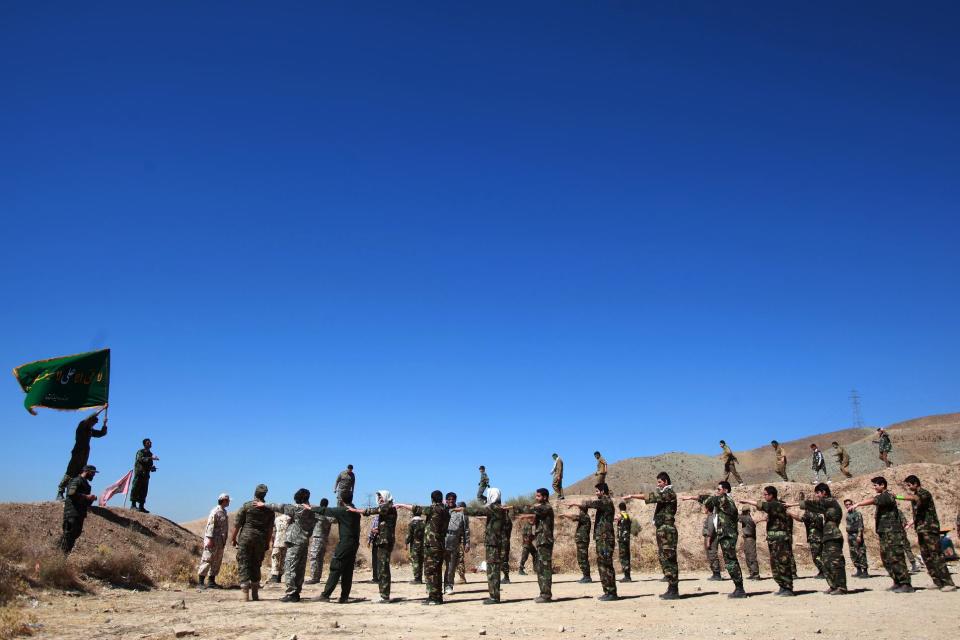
[
  {"x1": 810, "y1": 444, "x2": 830, "y2": 484},
  {"x1": 56, "y1": 412, "x2": 107, "y2": 500},
  {"x1": 771, "y1": 440, "x2": 789, "y2": 482},
  {"x1": 873, "y1": 428, "x2": 894, "y2": 468},
  {"x1": 832, "y1": 441, "x2": 852, "y2": 478},
  {"x1": 594, "y1": 451, "x2": 607, "y2": 486},
  {"x1": 682, "y1": 482, "x2": 747, "y2": 598},
  {"x1": 719, "y1": 440, "x2": 744, "y2": 487},
  {"x1": 59, "y1": 464, "x2": 98, "y2": 554},
  {"x1": 551, "y1": 453, "x2": 564, "y2": 500},
  {"x1": 130, "y1": 438, "x2": 158, "y2": 513},
  {"x1": 477, "y1": 466, "x2": 490, "y2": 503},
  {"x1": 622, "y1": 471, "x2": 680, "y2": 600},
  {"x1": 333, "y1": 464, "x2": 355, "y2": 507}
]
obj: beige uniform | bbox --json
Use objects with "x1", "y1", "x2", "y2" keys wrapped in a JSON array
[
  {"x1": 198, "y1": 504, "x2": 229, "y2": 578},
  {"x1": 269, "y1": 513, "x2": 291, "y2": 579}
]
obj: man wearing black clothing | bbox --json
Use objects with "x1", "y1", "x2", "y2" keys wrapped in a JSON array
[{"x1": 60, "y1": 464, "x2": 98, "y2": 554}]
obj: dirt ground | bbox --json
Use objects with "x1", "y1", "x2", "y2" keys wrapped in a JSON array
[{"x1": 27, "y1": 565, "x2": 960, "y2": 640}]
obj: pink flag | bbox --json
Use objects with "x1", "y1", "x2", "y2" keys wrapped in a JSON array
[{"x1": 99, "y1": 469, "x2": 133, "y2": 507}]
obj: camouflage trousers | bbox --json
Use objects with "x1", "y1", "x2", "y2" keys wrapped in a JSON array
[
  {"x1": 879, "y1": 451, "x2": 891, "y2": 467},
  {"x1": 374, "y1": 543, "x2": 393, "y2": 599},
  {"x1": 129, "y1": 473, "x2": 150, "y2": 505},
  {"x1": 808, "y1": 539, "x2": 824, "y2": 574},
  {"x1": 918, "y1": 529, "x2": 955, "y2": 587},
  {"x1": 236, "y1": 538, "x2": 268, "y2": 587},
  {"x1": 742, "y1": 536, "x2": 759, "y2": 577},
  {"x1": 423, "y1": 546, "x2": 444, "y2": 602},
  {"x1": 270, "y1": 540, "x2": 287, "y2": 578},
  {"x1": 197, "y1": 542, "x2": 225, "y2": 578},
  {"x1": 485, "y1": 544, "x2": 501, "y2": 601},
  {"x1": 595, "y1": 538, "x2": 617, "y2": 596},
  {"x1": 723, "y1": 462, "x2": 743, "y2": 485},
  {"x1": 618, "y1": 538, "x2": 631, "y2": 577},
  {"x1": 718, "y1": 536, "x2": 743, "y2": 584},
  {"x1": 576, "y1": 540, "x2": 591, "y2": 578},
  {"x1": 552, "y1": 476, "x2": 563, "y2": 499},
  {"x1": 839, "y1": 460, "x2": 852, "y2": 478},
  {"x1": 705, "y1": 535, "x2": 720, "y2": 573},
  {"x1": 59, "y1": 516, "x2": 84, "y2": 555},
  {"x1": 902, "y1": 536, "x2": 916, "y2": 565},
  {"x1": 458, "y1": 540, "x2": 467, "y2": 582},
  {"x1": 879, "y1": 529, "x2": 911, "y2": 585},
  {"x1": 775, "y1": 461, "x2": 789, "y2": 482},
  {"x1": 409, "y1": 540, "x2": 424, "y2": 581},
  {"x1": 847, "y1": 533, "x2": 867, "y2": 572},
  {"x1": 656, "y1": 525, "x2": 679, "y2": 586},
  {"x1": 821, "y1": 538, "x2": 847, "y2": 591},
  {"x1": 519, "y1": 541, "x2": 537, "y2": 571},
  {"x1": 767, "y1": 535, "x2": 793, "y2": 591},
  {"x1": 307, "y1": 534, "x2": 328, "y2": 582},
  {"x1": 501, "y1": 539, "x2": 511, "y2": 580},
  {"x1": 284, "y1": 541, "x2": 310, "y2": 596},
  {"x1": 535, "y1": 543, "x2": 553, "y2": 598}
]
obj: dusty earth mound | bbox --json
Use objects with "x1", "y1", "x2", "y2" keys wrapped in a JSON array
[{"x1": 567, "y1": 452, "x2": 719, "y2": 496}]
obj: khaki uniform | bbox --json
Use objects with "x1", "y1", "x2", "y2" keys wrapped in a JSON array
[
  {"x1": 269, "y1": 513, "x2": 291, "y2": 579},
  {"x1": 198, "y1": 504, "x2": 229, "y2": 579}
]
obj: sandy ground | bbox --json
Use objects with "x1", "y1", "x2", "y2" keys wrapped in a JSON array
[{"x1": 27, "y1": 566, "x2": 959, "y2": 640}]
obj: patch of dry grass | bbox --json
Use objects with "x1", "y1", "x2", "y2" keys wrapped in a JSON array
[
  {"x1": 80, "y1": 546, "x2": 152, "y2": 590},
  {"x1": 0, "y1": 604, "x2": 35, "y2": 640}
]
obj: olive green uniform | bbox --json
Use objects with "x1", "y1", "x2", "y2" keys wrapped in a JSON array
[
  {"x1": 646, "y1": 486, "x2": 679, "y2": 586},
  {"x1": 910, "y1": 488, "x2": 955, "y2": 588},
  {"x1": 698, "y1": 494, "x2": 743, "y2": 585}
]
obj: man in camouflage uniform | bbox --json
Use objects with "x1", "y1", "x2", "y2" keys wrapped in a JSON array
[
  {"x1": 397, "y1": 491, "x2": 450, "y2": 605},
  {"x1": 719, "y1": 440, "x2": 744, "y2": 486},
  {"x1": 260, "y1": 488, "x2": 324, "y2": 602},
  {"x1": 900, "y1": 475, "x2": 957, "y2": 591},
  {"x1": 771, "y1": 440, "x2": 789, "y2": 482},
  {"x1": 406, "y1": 514, "x2": 425, "y2": 583},
  {"x1": 56, "y1": 413, "x2": 107, "y2": 500},
  {"x1": 795, "y1": 491, "x2": 825, "y2": 578},
  {"x1": 442, "y1": 492, "x2": 469, "y2": 594},
  {"x1": 623, "y1": 471, "x2": 679, "y2": 599},
  {"x1": 738, "y1": 507, "x2": 760, "y2": 579},
  {"x1": 269, "y1": 511, "x2": 291, "y2": 583},
  {"x1": 873, "y1": 428, "x2": 893, "y2": 468},
  {"x1": 198, "y1": 493, "x2": 230, "y2": 588},
  {"x1": 594, "y1": 451, "x2": 607, "y2": 486},
  {"x1": 518, "y1": 519, "x2": 537, "y2": 575},
  {"x1": 899, "y1": 505, "x2": 921, "y2": 573},
  {"x1": 702, "y1": 504, "x2": 722, "y2": 580},
  {"x1": 797, "y1": 483, "x2": 847, "y2": 594},
  {"x1": 477, "y1": 466, "x2": 490, "y2": 503},
  {"x1": 333, "y1": 464, "x2": 355, "y2": 507},
  {"x1": 551, "y1": 453, "x2": 564, "y2": 500},
  {"x1": 314, "y1": 498, "x2": 363, "y2": 603},
  {"x1": 786, "y1": 516, "x2": 798, "y2": 578},
  {"x1": 682, "y1": 481, "x2": 746, "y2": 598},
  {"x1": 460, "y1": 488, "x2": 509, "y2": 604},
  {"x1": 847, "y1": 476, "x2": 913, "y2": 592},
  {"x1": 305, "y1": 499, "x2": 334, "y2": 584},
  {"x1": 59, "y1": 464, "x2": 98, "y2": 554},
  {"x1": 562, "y1": 503, "x2": 592, "y2": 582},
  {"x1": 129, "y1": 438, "x2": 159, "y2": 513},
  {"x1": 500, "y1": 511, "x2": 513, "y2": 583},
  {"x1": 616, "y1": 502, "x2": 633, "y2": 582},
  {"x1": 230, "y1": 484, "x2": 274, "y2": 602},
  {"x1": 457, "y1": 501, "x2": 469, "y2": 584},
  {"x1": 740, "y1": 486, "x2": 794, "y2": 595},
  {"x1": 514, "y1": 488, "x2": 555, "y2": 603},
  {"x1": 356, "y1": 490, "x2": 398, "y2": 602},
  {"x1": 832, "y1": 441, "x2": 852, "y2": 478},
  {"x1": 844, "y1": 498, "x2": 868, "y2": 577}
]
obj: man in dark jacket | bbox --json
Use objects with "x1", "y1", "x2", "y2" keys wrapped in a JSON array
[
  {"x1": 315, "y1": 499, "x2": 363, "y2": 603},
  {"x1": 60, "y1": 464, "x2": 98, "y2": 554}
]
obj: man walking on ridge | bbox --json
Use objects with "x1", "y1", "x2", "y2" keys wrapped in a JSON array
[
  {"x1": 771, "y1": 440, "x2": 789, "y2": 482},
  {"x1": 720, "y1": 440, "x2": 744, "y2": 487},
  {"x1": 551, "y1": 453, "x2": 564, "y2": 500}
]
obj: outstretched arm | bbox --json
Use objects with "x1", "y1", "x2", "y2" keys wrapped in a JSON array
[
  {"x1": 847, "y1": 497, "x2": 875, "y2": 511},
  {"x1": 738, "y1": 499, "x2": 759, "y2": 507},
  {"x1": 621, "y1": 494, "x2": 646, "y2": 502}
]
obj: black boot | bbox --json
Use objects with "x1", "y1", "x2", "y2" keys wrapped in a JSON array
[
  {"x1": 659, "y1": 584, "x2": 680, "y2": 600},
  {"x1": 208, "y1": 576, "x2": 220, "y2": 589},
  {"x1": 518, "y1": 567, "x2": 526, "y2": 576},
  {"x1": 708, "y1": 572, "x2": 723, "y2": 581},
  {"x1": 198, "y1": 575, "x2": 206, "y2": 588},
  {"x1": 729, "y1": 582, "x2": 747, "y2": 598}
]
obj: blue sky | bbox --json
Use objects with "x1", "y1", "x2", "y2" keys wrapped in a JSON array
[{"x1": 2, "y1": 3, "x2": 958, "y2": 521}]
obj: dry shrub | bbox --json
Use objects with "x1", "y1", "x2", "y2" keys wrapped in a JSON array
[
  {"x1": 27, "y1": 549, "x2": 83, "y2": 591},
  {"x1": 0, "y1": 521, "x2": 23, "y2": 562},
  {"x1": 0, "y1": 604, "x2": 34, "y2": 640},
  {"x1": 80, "y1": 547, "x2": 152, "y2": 590},
  {"x1": 152, "y1": 546, "x2": 196, "y2": 586},
  {"x1": 0, "y1": 562, "x2": 23, "y2": 605},
  {"x1": 216, "y1": 561, "x2": 239, "y2": 587}
]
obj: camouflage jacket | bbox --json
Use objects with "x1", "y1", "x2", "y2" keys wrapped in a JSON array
[
  {"x1": 801, "y1": 498, "x2": 842, "y2": 541},
  {"x1": 235, "y1": 500, "x2": 275, "y2": 544},
  {"x1": 313, "y1": 515, "x2": 334, "y2": 539},
  {"x1": 266, "y1": 503, "x2": 321, "y2": 546},
  {"x1": 517, "y1": 503, "x2": 554, "y2": 546},
  {"x1": 616, "y1": 511, "x2": 632, "y2": 544},
  {"x1": 464, "y1": 504, "x2": 507, "y2": 549},
  {"x1": 911, "y1": 488, "x2": 941, "y2": 533},
  {"x1": 573, "y1": 510, "x2": 591, "y2": 544},
  {"x1": 406, "y1": 517, "x2": 425, "y2": 546},
  {"x1": 363, "y1": 503, "x2": 398, "y2": 547},
  {"x1": 874, "y1": 491, "x2": 901, "y2": 533},
  {"x1": 411, "y1": 503, "x2": 450, "y2": 550},
  {"x1": 756, "y1": 499, "x2": 790, "y2": 540},
  {"x1": 478, "y1": 472, "x2": 490, "y2": 490},
  {"x1": 333, "y1": 470, "x2": 355, "y2": 493},
  {"x1": 203, "y1": 504, "x2": 229, "y2": 546},
  {"x1": 845, "y1": 510, "x2": 864, "y2": 535},
  {"x1": 738, "y1": 513, "x2": 756, "y2": 538},
  {"x1": 876, "y1": 433, "x2": 892, "y2": 453},
  {"x1": 583, "y1": 496, "x2": 615, "y2": 542},
  {"x1": 501, "y1": 514, "x2": 513, "y2": 549},
  {"x1": 698, "y1": 494, "x2": 739, "y2": 540},
  {"x1": 800, "y1": 509, "x2": 824, "y2": 543},
  {"x1": 645, "y1": 486, "x2": 677, "y2": 528},
  {"x1": 133, "y1": 447, "x2": 155, "y2": 476},
  {"x1": 63, "y1": 476, "x2": 93, "y2": 519},
  {"x1": 520, "y1": 520, "x2": 535, "y2": 544}
]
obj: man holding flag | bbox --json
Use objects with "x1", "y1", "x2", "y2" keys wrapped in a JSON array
[{"x1": 56, "y1": 412, "x2": 107, "y2": 500}]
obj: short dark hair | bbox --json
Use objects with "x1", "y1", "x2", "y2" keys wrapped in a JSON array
[
  {"x1": 618, "y1": 502, "x2": 627, "y2": 510},
  {"x1": 431, "y1": 490, "x2": 443, "y2": 503},
  {"x1": 871, "y1": 476, "x2": 887, "y2": 488},
  {"x1": 254, "y1": 484, "x2": 268, "y2": 500},
  {"x1": 764, "y1": 485, "x2": 778, "y2": 499},
  {"x1": 814, "y1": 483, "x2": 831, "y2": 496},
  {"x1": 831, "y1": 441, "x2": 839, "y2": 446},
  {"x1": 142, "y1": 438, "x2": 151, "y2": 446},
  {"x1": 771, "y1": 440, "x2": 779, "y2": 446},
  {"x1": 458, "y1": 501, "x2": 466, "y2": 508},
  {"x1": 809, "y1": 443, "x2": 817, "y2": 448},
  {"x1": 479, "y1": 465, "x2": 485, "y2": 470},
  {"x1": 595, "y1": 482, "x2": 610, "y2": 495},
  {"x1": 445, "y1": 492, "x2": 457, "y2": 501},
  {"x1": 594, "y1": 451, "x2": 601, "y2": 457},
  {"x1": 294, "y1": 488, "x2": 310, "y2": 504},
  {"x1": 320, "y1": 498, "x2": 329, "y2": 507},
  {"x1": 719, "y1": 440, "x2": 726, "y2": 445},
  {"x1": 536, "y1": 488, "x2": 549, "y2": 498},
  {"x1": 347, "y1": 464, "x2": 353, "y2": 470},
  {"x1": 657, "y1": 471, "x2": 671, "y2": 484},
  {"x1": 718, "y1": 481, "x2": 731, "y2": 492},
  {"x1": 904, "y1": 475, "x2": 921, "y2": 486},
  {"x1": 843, "y1": 499, "x2": 853, "y2": 505}
]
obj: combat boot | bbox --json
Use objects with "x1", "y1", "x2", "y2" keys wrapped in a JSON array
[
  {"x1": 708, "y1": 571, "x2": 723, "y2": 581},
  {"x1": 207, "y1": 576, "x2": 220, "y2": 589},
  {"x1": 619, "y1": 573, "x2": 632, "y2": 583},
  {"x1": 502, "y1": 576, "x2": 511, "y2": 584},
  {"x1": 518, "y1": 567, "x2": 527, "y2": 576},
  {"x1": 659, "y1": 584, "x2": 680, "y2": 600},
  {"x1": 198, "y1": 575, "x2": 206, "y2": 588},
  {"x1": 728, "y1": 582, "x2": 747, "y2": 598},
  {"x1": 251, "y1": 584, "x2": 260, "y2": 601},
  {"x1": 577, "y1": 575, "x2": 592, "y2": 584},
  {"x1": 241, "y1": 584, "x2": 250, "y2": 601},
  {"x1": 909, "y1": 561, "x2": 920, "y2": 573}
]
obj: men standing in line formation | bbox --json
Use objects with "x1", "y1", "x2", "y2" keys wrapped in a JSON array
[
  {"x1": 197, "y1": 493, "x2": 230, "y2": 588},
  {"x1": 563, "y1": 504, "x2": 592, "y2": 583},
  {"x1": 333, "y1": 465, "x2": 355, "y2": 507},
  {"x1": 898, "y1": 475, "x2": 956, "y2": 591},
  {"x1": 682, "y1": 481, "x2": 746, "y2": 598},
  {"x1": 810, "y1": 444, "x2": 829, "y2": 484},
  {"x1": 740, "y1": 486, "x2": 795, "y2": 596},
  {"x1": 794, "y1": 484, "x2": 847, "y2": 594},
  {"x1": 457, "y1": 501, "x2": 470, "y2": 584},
  {"x1": 443, "y1": 492, "x2": 469, "y2": 594},
  {"x1": 260, "y1": 489, "x2": 322, "y2": 603},
  {"x1": 616, "y1": 502, "x2": 633, "y2": 582},
  {"x1": 56, "y1": 413, "x2": 107, "y2": 500},
  {"x1": 231, "y1": 484, "x2": 274, "y2": 602},
  {"x1": 477, "y1": 466, "x2": 490, "y2": 504},
  {"x1": 719, "y1": 440, "x2": 744, "y2": 487},
  {"x1": 844, "y1": 498, "x2": 869, "y2": 577},
  {"x1": 500, "y1": 511, "x2": 513, "y2": 584},
  {"x1": 739, "y1": 507, "x2": 760, "y2": 579},
  {"x1": 622, "y1": 471, "x2": 679, "y2": 600},
  {"x1": 130, "y1": 438, "x2": 158, "y2": 513},
  {"x1": 458, "y1": 489, "x2": 508, "y2": 604},
  {"x1": 847, "y1": 476, "x2": 913, "y2": 592},
  {"x1": 397, "y1": 491, "x2": 450, "y2": 605},
  {"x1": 551, "y1": 453, "x2": 564, "y2": 500},
  {"x1": 874, "y1": 428, "x2": 893, "y2": 467},
  {"x1": 514, "y1": 488, "x2": 555, "y2": 603},
  {"x1": 771, "y1": 440, "x2": 789, "y2": 481},
  {"x1": 314, "y1": 496, "x2": 362, "y2": 603},
  {"x1": 594, "y1": 451, "x2": 607, "y2": 485},
  {"x1": 306, "y1": 506, "x2": 334, "y2": 584},
  {"x1": 367, "y1": 513, "x2": 381, "y2": 584},
  {"x1": 59, "y1": 464, "x2": 98, "y2": 554},
  {"x1": 832, "y1": 441, "x2": 852, "y2": 478},
  {"x1": 794, "y1": 491, "x2": 825, "y2": 578},
  {"x1": 568, "y1": 483, "x2": 619, "y2": 601},
  {"x1": 354, "y1": 490, "x2": 398, "y2": 603},
  {"x1": 702, "y1": 503, "x2": 721, "y2": 580},
  {"x1": 406, "y1": 513, "x2": 425, "y2": 583},
  {"x1": 517, "y1": 518, "x2": 537, "y2": 575}
]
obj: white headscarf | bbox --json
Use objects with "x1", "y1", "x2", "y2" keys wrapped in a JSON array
[
  {"x1": 487, "y1": 487, "x2": 501, "y2": 505},
  {"x1": 377, "y1": 489, "x2": 393, "y2": 504}
]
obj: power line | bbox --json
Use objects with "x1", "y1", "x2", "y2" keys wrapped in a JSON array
[{"x1": 849, "y1": 389, "x2": 864, "y2": 428}]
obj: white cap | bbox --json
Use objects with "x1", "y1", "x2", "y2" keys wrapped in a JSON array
[{"x1": 218, "y1": 493, "x2": 230, "y2": 502}]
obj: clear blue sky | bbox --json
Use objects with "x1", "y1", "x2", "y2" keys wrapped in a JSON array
[{"x1": 2, "y1": 3, "x2": 958, "y2": 521}]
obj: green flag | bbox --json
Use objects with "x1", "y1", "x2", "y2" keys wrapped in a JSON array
[{"x1": 12, "y1": 349, "x2": 110, "y2": 415}]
